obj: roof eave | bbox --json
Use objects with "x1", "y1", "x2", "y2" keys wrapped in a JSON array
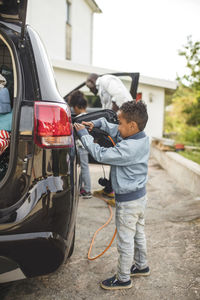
[{"x1": 85, "y1": 0, "x2": 102, "y2": 13}]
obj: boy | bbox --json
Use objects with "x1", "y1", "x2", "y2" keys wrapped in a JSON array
[
  {"x1": 74, "y1": 101, "x2": 150, "y2": 290},
  {"x1": 68, "y1": 90, "x2": 92, "y2": 199}
]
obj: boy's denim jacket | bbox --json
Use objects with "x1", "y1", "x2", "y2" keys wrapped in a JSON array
[{"x1": 78, "y1": 117, "x2": 150, "y2": 202}]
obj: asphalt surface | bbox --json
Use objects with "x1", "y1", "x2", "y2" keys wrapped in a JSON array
[{"x1": 1, "y1": 157, "x2": 200, "y2": 300}]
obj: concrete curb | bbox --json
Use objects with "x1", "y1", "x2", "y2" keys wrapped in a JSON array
[{"x1": 151, "y1": 145, "x2": 200, "y2": 196}]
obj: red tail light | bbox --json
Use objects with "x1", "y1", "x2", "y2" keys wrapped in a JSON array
[{"x1": 34, "y1": 102, "x2": 74, "y2": 148}]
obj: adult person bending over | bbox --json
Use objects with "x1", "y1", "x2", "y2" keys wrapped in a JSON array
[
  {"x1": 86, "y1": 73, "x2": 133, "y2": 204},
  {"x1": 86, "y1": 73, "x2": 132, "y2": 111}
]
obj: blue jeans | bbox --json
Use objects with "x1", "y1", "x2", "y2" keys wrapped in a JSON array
[
  {"x1": 78, "y1": 147, "x2": 91, "y2": 193},
  {"x1": 115, "y1": 196, "x2": 148, "y2": 282}
]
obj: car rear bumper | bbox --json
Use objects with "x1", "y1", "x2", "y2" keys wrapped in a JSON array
[{"x1": 0, "y1": 231, "x2": 66, "y2": 283}]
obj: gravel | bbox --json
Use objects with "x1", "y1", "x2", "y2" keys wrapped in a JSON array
[{"x1": 1, "y1": 157, "x2": 200, "y2": 300}]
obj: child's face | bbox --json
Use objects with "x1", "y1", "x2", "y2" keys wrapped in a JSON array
[
  {"x1": 117, "y1": 111, "x2": 139, "y2": 138},
  {"x1": 74, "y1": 106, "x2": 86, "y2": 115}
]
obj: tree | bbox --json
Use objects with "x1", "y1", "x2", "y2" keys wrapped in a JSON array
[
  {"x1": 165, "y1": 86, "x2": 200, "y2": 144},
  {"x1": 165, "y1": 36, "x2": 200, "y2": 144},
  {"x1": 177, "y1": 35, "x2": 200, "y2": 90}
]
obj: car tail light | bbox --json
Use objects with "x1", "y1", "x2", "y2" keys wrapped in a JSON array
[{"x1": 34, "y1": 102, "x2": 74, "y2": 148}]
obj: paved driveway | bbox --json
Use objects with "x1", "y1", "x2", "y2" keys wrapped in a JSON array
[{"x1": 1, "y1": 158, "x2": 200, "y2": 300}]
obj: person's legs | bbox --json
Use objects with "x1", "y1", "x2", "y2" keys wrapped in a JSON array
[
  {"x1": 115, "y1": 201, "x2": 138, "y2": 282},
  {"x1": 131, "y1": 196, "x2": 150, "y2": 276},
  {"x1": 101, "y1": 197, "x2": 148, "y2": 290},
  {"x1": 134, "y1": 202, "x2": 148, "y2": 269},
  {"x1": 78, "y1": 147, "x2": 91, "y2": 193},
  {"x1": 101, "y1": 203, "x2": 133, "y2": 290},
  {"x1": 116, "y1": 197, "x2": 148, "y2": 281}
]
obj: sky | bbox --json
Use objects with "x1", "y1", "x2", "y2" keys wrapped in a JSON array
[{"x1": 92, "y1": 0, "x2": 200, "y2": 82}]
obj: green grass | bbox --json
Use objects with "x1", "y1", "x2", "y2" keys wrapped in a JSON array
[{"x1": 179, "y1": 150, "x2": 200, "y2": 165}]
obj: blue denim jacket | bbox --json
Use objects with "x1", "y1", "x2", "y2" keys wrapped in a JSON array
[{"x1": 77, "y1": 117, "x2": 150, "y2": 202}]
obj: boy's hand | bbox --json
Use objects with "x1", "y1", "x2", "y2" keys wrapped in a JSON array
[
  {"x1": 74, "y1": 123, "x2": 85, "y2": 132},
  {"x1": 82, "y1": 121, "x2": 94, "y2": 132}
]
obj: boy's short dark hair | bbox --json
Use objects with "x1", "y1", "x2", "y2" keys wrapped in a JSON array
[
  {"x1": 68, "y1": 90, "x2": 87, "y2": 109},
  {"x1": 120, "y1": 101, "x2": 148, "y2": 131}
]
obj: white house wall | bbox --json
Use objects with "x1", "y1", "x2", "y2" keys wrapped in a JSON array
[
  {"x1": 138, "y1": 84, "x2": 165, "y2": 138},
  {"x1": 53, "y1": 68, "x2": 89, "y2": 96},
  {"x1": 26, "y1": 0, "x2": 66, "y2": 60},
  {"x1": 27, "y1": 0, "x2": 93, "y2": 64},
  {"x1": 121, "y1": 81, "x2": 165, "y2": 138},
  {"x1": 71, "y1": 0, "x2": 93, "y2": 64}
]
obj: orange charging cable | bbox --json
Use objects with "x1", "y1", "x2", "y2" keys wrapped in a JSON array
[{"x1": 88, "y1": 135, "x2": 117, "y2": 261}]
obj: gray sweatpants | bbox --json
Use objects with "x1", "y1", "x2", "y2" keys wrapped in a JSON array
[
  {"x1": 78, "y1": 147, "x2": 91, "y2": 193},
  {"x1": 115, "y1": 195, "x2": 148, "y2": 282}
]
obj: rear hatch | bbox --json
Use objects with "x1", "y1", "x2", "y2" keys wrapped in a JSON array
[{"x1": 0, "y1": 0, "x2": 32, "y2": 210}]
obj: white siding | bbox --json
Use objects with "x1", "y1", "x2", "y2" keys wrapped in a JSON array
[
  {"x1": 26, "y1": 0, "x2": 66, "y2": 60},
  {"x1": 71, "y1": 0, "x2": 93, "y2": 64},
  {"x1": 54, "y1": 68, "x2": 88, "y2": 96},
  {"x1": 27, "y1": 0, "x2": 93, "y2": 64},
  {"x1": 138, "y1": 84, "x2": 165, "y2": 138}
]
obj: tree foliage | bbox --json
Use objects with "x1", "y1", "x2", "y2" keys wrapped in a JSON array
[
  {"x1": 165, "y1": 36, "x2": 200, "y2": 144},
  {"x1": 165, "y1": 86, "x2": 200, "y2": 144},
  {"x1": 177, "y1": 35, "x2": 200, "y2": 90}
]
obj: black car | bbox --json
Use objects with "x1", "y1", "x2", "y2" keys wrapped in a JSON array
[
  {"x1": 0, "y1": 0, "x2": 139, "y2": 284},
  {"x1": 0, "y1": 0, "x2": 79, "y2": 283}
]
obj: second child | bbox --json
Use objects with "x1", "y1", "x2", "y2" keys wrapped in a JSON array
[{"x1": 68, "y1": 90, "x2": 92, "y2": 199}]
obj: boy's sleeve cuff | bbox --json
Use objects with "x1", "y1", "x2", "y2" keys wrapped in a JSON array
[
  {"x1": 77, "y1": 128, "x2": 89, "y2": 138},
  {"x1": 92, "y1": 119, "x2": 102, "y2": 128}
]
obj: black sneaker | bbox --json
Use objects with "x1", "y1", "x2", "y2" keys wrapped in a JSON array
[
  {"x1": 82, "y1": 191, "x2": 92, "y2": 199},
  {"x1": 100, "y1": 275, "x2": 132, "y2": 290},
  {"x1": 130, "y1": 265, "x2": 150, "y2": 277}
]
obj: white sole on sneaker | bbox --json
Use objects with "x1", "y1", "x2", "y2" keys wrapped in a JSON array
[
  {"x1": 100, "y1": 282, "x2": 132, "y2": 290},
  {"x1": 130, "y1": 271, "x2": 150, "y2": 277}
]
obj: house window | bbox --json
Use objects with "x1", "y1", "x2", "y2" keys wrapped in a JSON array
[
  {"x1": 66, "y1": 0, "x2": 72, "y2": 60},
  {"x1": 66, "y1": 0, "x2": 71, "y2": 25}
]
